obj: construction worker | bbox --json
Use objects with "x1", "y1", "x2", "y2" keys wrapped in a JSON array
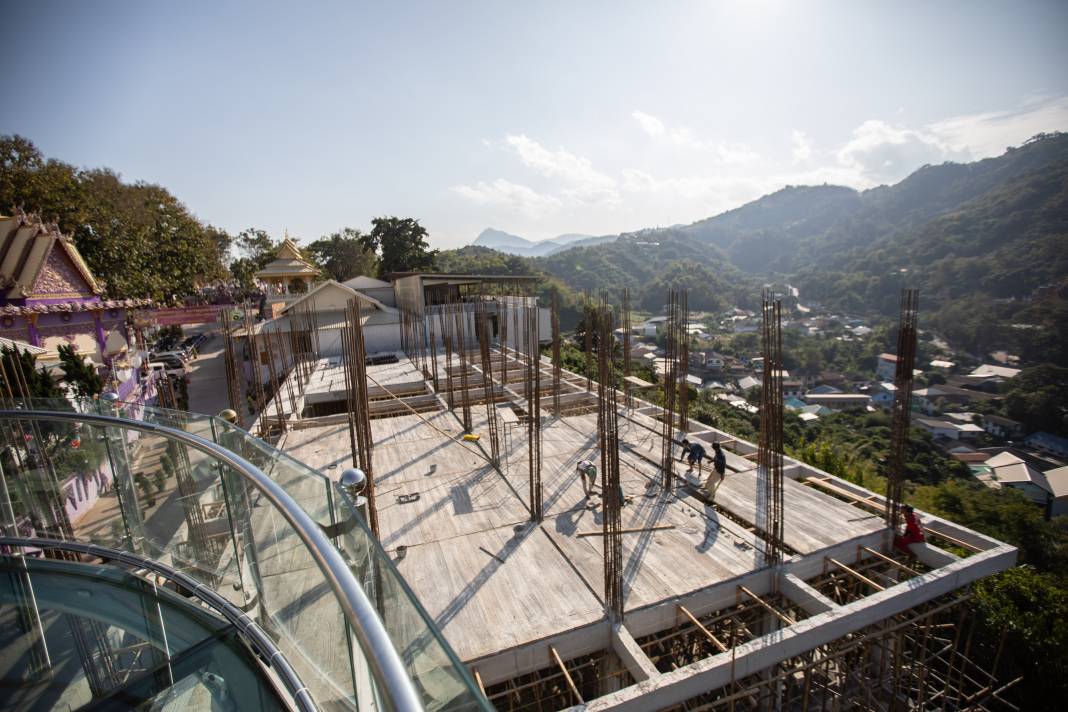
[
  {"x1": 894, "y1": 504, "x2": 926, "y2": 554},
  {"x1": 576, "y1": 459, "x2": 597, "y2": 496},
  {"x1": 705, "y1": 441, "x2": 727, "y2": 501},
  {"x1": 679, "y1": 439, "x2": 707, "y2": 475}
]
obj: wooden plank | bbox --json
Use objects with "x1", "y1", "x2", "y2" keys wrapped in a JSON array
[
  {"x1": 738, "y1": 585, "x2": 795, "y2": 626},
  {"x1": 576, "y1": 524, "x2": 676, "y2": 538},
  {"x1": 826, "y1": 557, "x2": 885, "y2": 592},
  {"x1": 678, "y1": 605, "x2": 728, "y2": 652},
  {"x1": 550, "y1": 646, "x2": 584, "y2": 705}
]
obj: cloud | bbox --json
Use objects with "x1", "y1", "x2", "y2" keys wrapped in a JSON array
[
  {"x1": 927, "y1": 96, "x2": 1068, "y2": 158},
  {"x1": 632, "y1": 110, "x2": 665, "y2": 137},
  {"x1": 791, "y1": 129, "x2": 812, "y2": 163},
  {"x1": 451, "y1": 179, "x2": 562, "y2": 218},
  {"x1": 835, "y1": 97, "x2": 1068, "y2": 185},
  {"x1": 631, "y1": 110, "x2": 760, "y2": 164},
  {"x1": 835, "y1": 120, "x2": 967, "y2": 185},
  {"x1": 503, "y1": 134, "x2": 616, "y2": 190}
]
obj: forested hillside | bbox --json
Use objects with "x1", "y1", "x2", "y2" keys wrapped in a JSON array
[{"x1": 438, "y1": 133, "x2": 1068, "y2": 362}]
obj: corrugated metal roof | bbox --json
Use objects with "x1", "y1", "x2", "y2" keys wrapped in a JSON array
[{"x1": 0, "y1": 336, "x2": 46, "y2": 355}]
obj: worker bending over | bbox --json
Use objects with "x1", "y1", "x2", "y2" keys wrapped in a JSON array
[
  {"x1": 680, "y1": 439, "x2": 707, "y2": 475},
  {"x1": 576, "y1": 459, "x2": 597, "y2": 496}
]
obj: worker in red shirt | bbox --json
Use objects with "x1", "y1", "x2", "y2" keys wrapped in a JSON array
[{"x1": 894, "y1": 504, "x2": 926, "y2": 554}]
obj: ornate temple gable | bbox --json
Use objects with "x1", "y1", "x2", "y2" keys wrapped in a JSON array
[
  {"x1": 28, "y1": 239, "x2": 97, "y2": 299},
  {"x1": 275, "y1": 237, "x2": 307, "y2": 262}
]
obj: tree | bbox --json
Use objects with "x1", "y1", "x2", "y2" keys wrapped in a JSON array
[
  {"x1": 229, "y1": 228, "x2": 278, "y2": 291},
  {"x1": 359, "y1": 217, "x2": 437, "y2": 277},
  {"x1": 0, "y1": 346, "x2": 64, "y2": 400},
  {"x1": 57, "y1": 345, "x2": 104, "y2": 398},
  {"x1": 306, "y1": 228, "x2": 377, "y2": 281},
  {"x1": 1, "y1": 135, "x2": 230, "y2": 302}
]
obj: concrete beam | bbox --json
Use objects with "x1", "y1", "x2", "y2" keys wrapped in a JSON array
[
  {"x1": 779, "y1": 573, "x2": 837, "y2": 616},
  {"x1": 468, "y1": 618, "x2": 611, "y2": 687},
  {"x1": 581, "y1": 543, "x2": 1017, "y2": 711},
  {"x1": 611, "y1": 624, "x2": 659, "y2": 683},
  {"x1": 909, "y1": 542, "x2": 959, "y2": 568}
]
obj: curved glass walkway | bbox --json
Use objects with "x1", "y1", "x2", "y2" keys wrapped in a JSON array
[{"x1": 0, "y1": 399, "x2": 490, "y2": 711}]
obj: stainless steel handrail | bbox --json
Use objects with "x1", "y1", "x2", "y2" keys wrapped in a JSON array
[
  {"x1": 0, "y1": 409, "x2": 425, "y2": 712},
  {"x1": 0, "y1": 536, "x2": 316, "y2": 712}
]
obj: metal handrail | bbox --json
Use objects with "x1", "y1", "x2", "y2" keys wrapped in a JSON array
[
  {"x1": 0, "y1": 409, "x2": 425, "y2": 712},
  {"x1": 0, "y1": 536, "x2": 315, "y2": 712}
]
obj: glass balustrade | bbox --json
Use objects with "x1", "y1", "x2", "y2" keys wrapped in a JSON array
[{"x1": 0, "y1": 398, "x2": 490, "y2": 712}]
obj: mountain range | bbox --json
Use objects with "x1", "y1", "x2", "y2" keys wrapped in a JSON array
[
  {"x1": 445, "y1": 132, "x2": 1068, "y2": 364},
  {"x1": 472, "y1": 227, "x2": 615, "y2": 257}
]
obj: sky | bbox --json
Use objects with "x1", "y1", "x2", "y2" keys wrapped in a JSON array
[{"x1": 2, "y1": 1, "x2": 1067, "y2": 249}]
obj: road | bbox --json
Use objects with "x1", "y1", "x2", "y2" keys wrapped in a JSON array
[{"x1": 184, "y1": 327, "x2": 233, "y2": 421}]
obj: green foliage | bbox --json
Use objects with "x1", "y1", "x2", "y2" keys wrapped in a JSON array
[
  {"x1": 1, "y1": 135, "x2": 229, "y2": 301},
  {"x1": 359, "y1": 217, "x2": 437, "y2": 277},
  {"x1": 57, "y1": 344, "x2": 103, "y2": 398},
  {"x1": 228, "y1": 228, "x2": 278, "y2": 291},
  {"x1": 1001, "y1": 363, "x2": 1068, "y2": 436},
  {"x1": 0, "y1": 346, "x2": 64, "y2": 399},
  {"x1": 971, "y1": 566, "x2": 1068, "y2": 709},
  {"x1": 305, "y1": 228, "x2": 377, "y2": 282}
]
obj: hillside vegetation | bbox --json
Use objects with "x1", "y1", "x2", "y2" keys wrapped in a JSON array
[{"x1": 442, "y1": 132, "x2": 1068, "y2": 362}]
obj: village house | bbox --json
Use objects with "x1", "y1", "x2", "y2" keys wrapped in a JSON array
[
  {"x1": 1044, "y1": 466, "x2": 1068, "y2": 518},
  {"x1": 983, "y1": 451, "x2": 1052, "y2": 508},
  {"x1": 982, "y1": 414, "x2": 1024, "y2": 440}
]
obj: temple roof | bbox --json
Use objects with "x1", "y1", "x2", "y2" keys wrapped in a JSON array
[
  {"x1": 0, "y1": 214, "x2": 100, "y2": 300},
  {"x1": 255, "y1": 238, "x2": 320, "y2": 279}
]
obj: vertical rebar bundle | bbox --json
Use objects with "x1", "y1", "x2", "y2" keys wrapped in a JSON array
[
  {"x1": 454, "y1": 301, "x2": 473, "y2": 432},
  {"x1": 757, "y1": 291, "x2": 786, "y2": 567},
  {"x1": 343, "y1": 297, "x2": 378, "y2": 535},
  {"x1": 525, "y1": 300, "x2": 543, "y2": 521},
  {"x1": 243, "y1": 313, "x2": 268, "y2": 436},
  {"x1": 584, "y1": 289, "x2": 594, "y2": 393},
  {"x1": 660, "y1": 289, "x2": 680, "y2": 490},
  {"x1": 679, "y1": 291, "x2": 690, "y2": 433},
  {"x1": 622, "y1": 288, "x2": 632, "y2": 408},
  {"x1": 597, "y1": 295, "x2": 624, "y2": 621},
  {"x1": 551, "y1": 289, "x2": 562, "y2": 416},
  {"x1": 477, "y1": 299, "x2": 501, "y2": 465},
  {"x1": 886, "y1": 289, "x2": 920, "y2": 529},
  {"x1": 221, "y1": 308, "x2": 243, "y2": 418}
]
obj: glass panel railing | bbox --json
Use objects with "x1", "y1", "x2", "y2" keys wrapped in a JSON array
[{"x1": 0, "y1": 399, "x2": 490, "y2": 712}]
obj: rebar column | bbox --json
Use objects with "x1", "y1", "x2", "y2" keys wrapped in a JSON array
[
  {"x1": 526, "y1": 300, "x2": 543, "y2": 521},
  {"x1": 551, "y1": 289, "x2": 562, "y2": 416},
  {"x1": 597, "y1": 296, "x2": 623, "y2": 621},
  {"x1": 886, "y1": 289, "x2": 920, "y2": 529},
  {"x1": 660, "y1": 289, "x2": 679, "y2": 490},
  {"x1": 345, "y1": 298, "x2": 378, "y2": 535},
  {"x1": 757, "y1": 291, "x2": 786, "y2": 567}
]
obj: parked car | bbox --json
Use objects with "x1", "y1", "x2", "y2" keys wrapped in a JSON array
[
  {"x1": 147, "y1": 361, "x2": 187, "y2": 381},
  {"x1": 151, "y1": 349, "x2": 192, "y2": 363}
]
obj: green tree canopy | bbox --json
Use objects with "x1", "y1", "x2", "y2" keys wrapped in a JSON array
[
  {"x1": 0, "y1": 135, "x2": 229, "y2": 302},
  {"x1": 306, "y1": 228, "x2": 377, "y2": 282},
  {"x1": 228, "y1": 228, "x2": 278, "y2": 291},
  {"x1": 57, "y1": 345, "x2": 104, "y2": 398},
  {"x1": 359, "y1": 217, "x2": 437, "y2": 277}
]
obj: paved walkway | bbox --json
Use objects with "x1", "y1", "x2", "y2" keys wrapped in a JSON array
[{"x1": 185, "y1": 328, "x2": 232, "y2": 421}]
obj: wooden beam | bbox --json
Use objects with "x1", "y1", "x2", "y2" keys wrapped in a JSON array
[
  {"x1": 678, "y1": 605, "x2": 728, "y2": 652},
  {"x1": 826, "y1": 557, "x2": 885, "y2": 592},
  {"x1": 472, "y1": 668, "x2": 487, "y2": 697},
  {"x1": 925, "y1": 526, "x2": 982, "y2": 553},
  {"x1": 550, "y1": 646, "x2": 583, "y2": 705},
  {"x1": 577, "y1": 524, "x2": 675, "y2": 538},
  {"x1": 861, "y1": 546, "x2": 920, "y2": 577},
  {"x1": 737, "y1": 585, "x2": 795, "y2": 626}
]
